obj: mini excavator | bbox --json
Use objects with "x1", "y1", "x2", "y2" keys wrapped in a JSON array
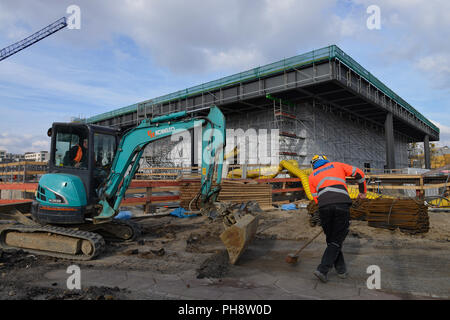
[{"x1": 0, "y1": 106, "x2": 258, "y2": 263}]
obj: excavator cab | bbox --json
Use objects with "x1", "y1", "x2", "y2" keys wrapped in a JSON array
[{"x1": 32, "y1": 123, "x2": 120, "y2": 224}]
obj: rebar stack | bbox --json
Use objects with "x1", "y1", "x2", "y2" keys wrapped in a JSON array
[
  {"x1": 365, "y1": 199, "x2": 429, "y2": 234},
  {"x1": 307, "y1": 198, "x2": 429, "y2": 234},
  {"x1": 350, "y1": 199, "x2": 372, "y2": 220}
]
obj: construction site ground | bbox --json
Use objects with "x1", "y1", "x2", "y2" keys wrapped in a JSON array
[{"x1": 0, "y1": 207, "x2": 449, "y2": 300}]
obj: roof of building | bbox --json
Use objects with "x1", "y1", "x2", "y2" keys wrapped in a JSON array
[{"x1": 85, "y1": 45, "x2": 439, "y2": 134}]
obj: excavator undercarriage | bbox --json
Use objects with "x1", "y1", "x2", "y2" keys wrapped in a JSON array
[
  {"x1": 0, "y1": 200, "x2": 259, "y2": 263},
  {"x1": 0, "y1": 201, "x2": 141, "y2": 260}
]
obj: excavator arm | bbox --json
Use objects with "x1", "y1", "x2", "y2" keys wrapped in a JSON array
[
  {"x1": 94, "y1": 106, "x2": 225, "y2": 222},
  {"x1": 93, "y1": 105, "x2": 258, "y2": 264}
]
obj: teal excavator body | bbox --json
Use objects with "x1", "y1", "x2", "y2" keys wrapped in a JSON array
[{"x1": 32, "y1": 106, "x2": 225, "y2": 225}]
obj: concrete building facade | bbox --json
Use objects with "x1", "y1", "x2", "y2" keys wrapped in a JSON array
[{"x1": 24, "y1": 151, "x2": 49, "y2": 162}]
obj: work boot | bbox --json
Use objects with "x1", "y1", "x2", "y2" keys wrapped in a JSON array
[{"x1": 313, "y1": 270, "x2": 328, "y2": 283}]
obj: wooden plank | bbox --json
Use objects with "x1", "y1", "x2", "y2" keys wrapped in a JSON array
[
  {"x1": 365, "y1": 183, "x2": 449, "y2": 190},
  {"x1": 0, "y1": 171, "x2": 46, "y2": 176},
  {"x1": 0, "y1": 199, "x2": 33, "y2": 204},
  {"x1": 130, "y1": 180, "x2": 181, "y2": 188},
  {"x1": 125, "y1": 186, "x2": 180, "y2": 194},
  {"x1": 272, "y1": 187, "x2": 303, "y2": 193},
  {"x1": 123, "y1": 195, "x2": 180, "y2": 204},
  {"x1": 0, "y1": 183, "x2": 38, "y2": 191},
  {"x1": 135, "y1": 173, "x2": 179, "y2": 176},
  {"x1": 364, "y1": 174, "x2": 422, "y2": 179}
]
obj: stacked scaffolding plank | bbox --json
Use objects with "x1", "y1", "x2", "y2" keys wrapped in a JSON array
[{"x1": 180, "y1": 180, "x2": 272, "y2": 210}]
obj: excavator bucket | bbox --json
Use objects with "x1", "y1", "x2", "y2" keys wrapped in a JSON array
[
  {"x1": 220, "y1": 214, "x2": 259, "y2": 264},
  {"x1": 209, "y1": 201, "x2": 261, "y2": 264}
]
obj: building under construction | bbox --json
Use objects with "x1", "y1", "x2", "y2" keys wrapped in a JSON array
[{"x1": 83, "y1": 45, "x2": 439, "y2": 170}]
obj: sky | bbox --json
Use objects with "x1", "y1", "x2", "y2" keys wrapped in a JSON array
[{"x1": 0, "y1": 0, "x2": 449, "y2": 154}]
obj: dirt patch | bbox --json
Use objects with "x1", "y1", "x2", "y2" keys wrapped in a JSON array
[
  {"x1": 257, "y1": 209, "x2": 450, "y2": 244},
  {"x1": 0, "y1": 249, "x2": 54, "y2": 271},
  {"x1": 348, "y1": 211, "x2": 450, "y2": 243},
  {"x1": 47, "y1": 286, "x2": 131, "y2": 300},
  {"x1": 257, "y1": 210, "x2": 320, "y2": 240},
  {"x1": 196, "y1": 250, "x2": 230, "y2": 279},
  {"x1": 0, "y1": 206, "x2": 448, "y2": 299},
  {"x1": 0, "y1": 281, "x2": 130, "y2": 300}
]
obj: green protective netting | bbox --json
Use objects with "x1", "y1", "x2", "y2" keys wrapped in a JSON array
[{"x1": 87, "y1": 45, "x2": 439, "y2": 135}]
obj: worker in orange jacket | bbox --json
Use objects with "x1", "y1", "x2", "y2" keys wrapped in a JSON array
[
  {"x1": 68, "y1": 138, "x2": 88, "y2": 168},
  {"x1": 308, "y1": 155, "x2": 366, "y2": 283}
]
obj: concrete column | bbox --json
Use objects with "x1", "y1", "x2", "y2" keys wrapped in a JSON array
[
  {"x1": 384, "y1": 112, "x2": 396, "y2": 169},
  {"x1": 424, "y1": 134, "x2": 431, "y2": 169}
]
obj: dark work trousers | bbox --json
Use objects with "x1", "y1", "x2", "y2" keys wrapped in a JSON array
[{"x1": 317, "y1": 203, "x2": 350, "y2": 275}]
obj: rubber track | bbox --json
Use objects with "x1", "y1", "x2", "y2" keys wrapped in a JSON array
[
  {"x1": 92, "y1": 219, "x2": 142, "y2": 242},
  {"x1": 0, "y1": 224, "x2": 105, "y2": 260},
  {"x1": 113, "y1": 219, "x2": 142, "y2": 242}
]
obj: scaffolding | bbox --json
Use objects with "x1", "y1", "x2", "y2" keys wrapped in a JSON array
[{"x1": 271, "y1": 97, "x2": 302, "y2": 161}]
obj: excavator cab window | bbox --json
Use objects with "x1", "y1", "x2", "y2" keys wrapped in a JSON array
[
  {"x1": 53, "y1": 127, "x2": 89, "y2": 169},
  {"x1": 92, "y1": 133, "x2": 117, "y2": 192}
]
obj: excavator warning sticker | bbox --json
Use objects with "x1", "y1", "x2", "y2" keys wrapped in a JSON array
[{"x1": 202, "y1": 168, "x2": 206, "y2": 175}]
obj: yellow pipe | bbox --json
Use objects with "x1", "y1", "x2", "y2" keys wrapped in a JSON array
[
  {"x1": 227, "y1": 159, "x2": 391, "y2": 201},
  {"x1": 227, "y1": 165, "x2": 281, "y2": 179},
  {"x1": 428, "y1": 197, "x2": 450, "y2": 207},
  {"x1": 280, "y1": 160, "x2": 314, "y2": 200},
  {"x1": 224, "y1": 146, "x2": 239, "y2": 161},
  {"x1": 346, "y1": 186, "x2": 389, "y2": 199},
  {"x1": 280, "y1": 160, "x2": 391, "y2": 200}
]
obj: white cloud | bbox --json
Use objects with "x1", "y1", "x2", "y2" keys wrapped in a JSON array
[
  {"x1": 0, "y1": 133, "x2": 50, "y2": 154},
  {"x1": 416, "y1": 54, "x2": 450, "y2": 90},
  {"x1": 0, "y1": 0, "x2": 345, "y2": 74},
  {"x1": 0, "y1": 60, "x2": 137, "y2": 107},
  {"x1": 431, "y1": 121, "x2": 450, "y2": 147},
  {"x1": 32, "y1": 140, "x2": 50, "y2": 149}
]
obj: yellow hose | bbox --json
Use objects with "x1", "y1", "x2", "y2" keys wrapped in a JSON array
[
  {"x1": 224, "y1": 146, "x2": 239, "y2": 160},
  {"x1": 347, "y1": 186, "x2": 388, "y2": 199},
  {"x1": 279, "y1": 160, "x2": 391, "y2": 200},
  {"x1": 428, "y1": 197, "x2": 450, "y2": 207},
  {"x1": 227, "y1": 165, "x2": 281, "y2": 179},
  {"x1": 228, "y1": 159, "x2": 391, "y2": 201},
  {"x1": 280, "y1": 160, "x2": 314, "y2": 200}
]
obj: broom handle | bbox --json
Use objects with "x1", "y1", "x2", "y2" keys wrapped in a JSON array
[{"x1": 294, "y1": 229, "x2": 323, "y2": 255}]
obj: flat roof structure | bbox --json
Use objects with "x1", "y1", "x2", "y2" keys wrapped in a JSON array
[
  {"x1": 84, "y1": 45, "x2": 439, "y2": 169},
  {"x1": 86, "y1": 45, "x2": 438, "y2": 141}
]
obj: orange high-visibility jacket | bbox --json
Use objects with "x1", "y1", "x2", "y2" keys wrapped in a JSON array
[
  {"x1": 308, "y1": 162, "x2": 366, "y2": 208},
  {"x1": 73, "y1": 145, "x2": 83, "y2": 163}
]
